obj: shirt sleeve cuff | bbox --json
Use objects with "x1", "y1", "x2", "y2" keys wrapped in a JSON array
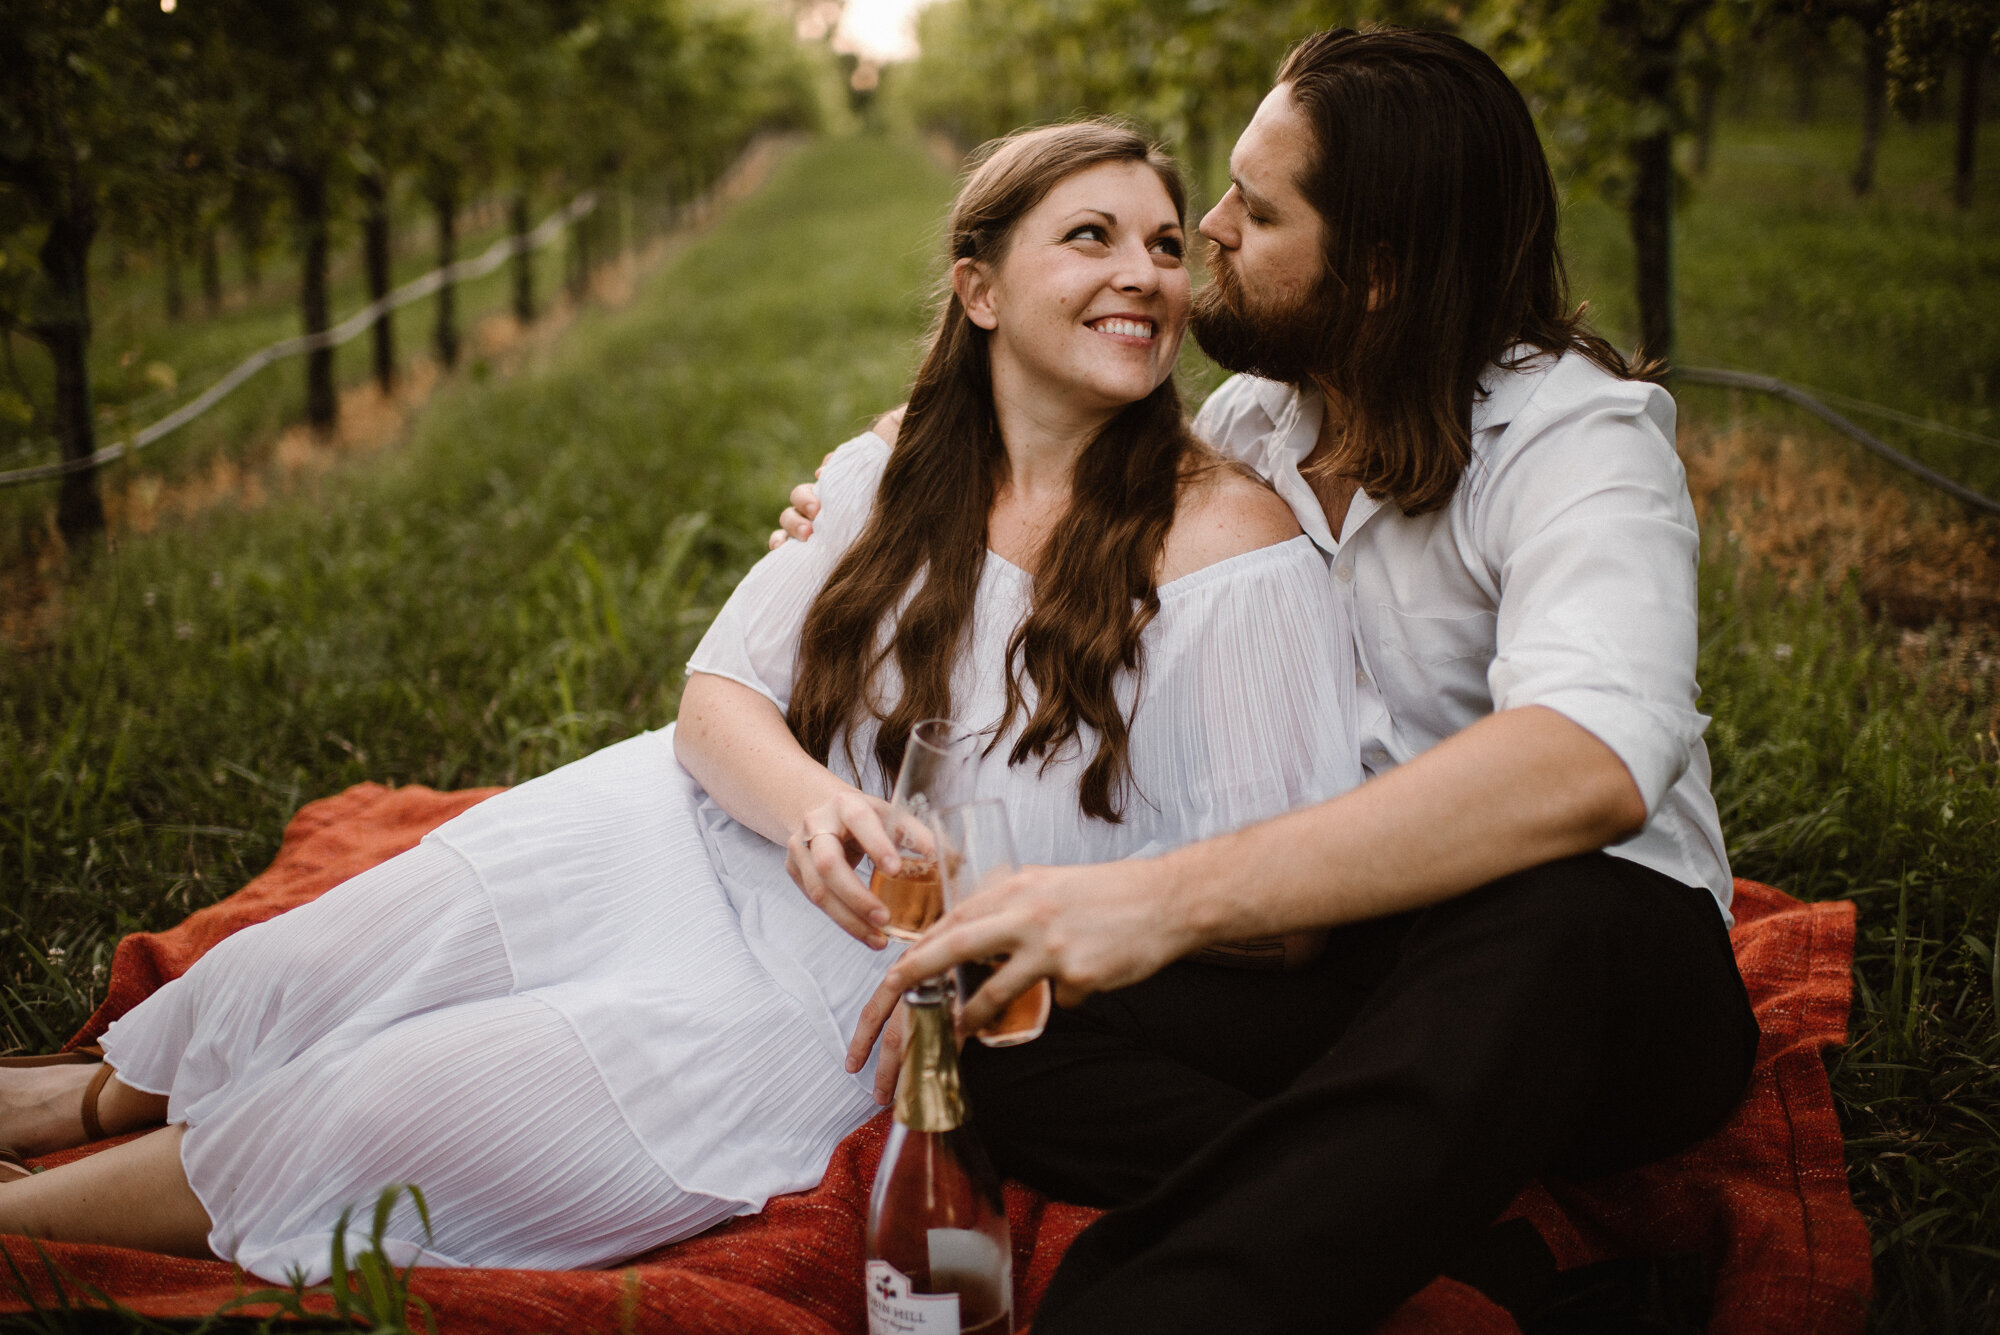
[{"x1": 1522, "y1": 687, "x2": 1700, "y2": 818}]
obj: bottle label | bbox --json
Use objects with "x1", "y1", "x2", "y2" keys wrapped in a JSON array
[
  {"x1": 929, "y1": 1227, "x2": 1010, "y2": 1294},
  {"x1": 866, "y1": 1259, "x2": 962, "y2": 1335}
]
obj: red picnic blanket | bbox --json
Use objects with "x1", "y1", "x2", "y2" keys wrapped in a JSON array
[{"x1": 6, "y1": 781, "x2": 1872, "y2": 1333}]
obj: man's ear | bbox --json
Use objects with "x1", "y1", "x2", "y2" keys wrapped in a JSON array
[{"x1": 953, "y1": 257, "x2": 999, "y2": 331}]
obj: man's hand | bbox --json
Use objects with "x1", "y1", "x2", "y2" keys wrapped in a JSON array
[
  {"x1": 767, "y1": 406, "x2": 906, "y2": 550},
  {"x1": 769, "y1": 475, "x2": 824, "y2": 551},
  {"x1": 844, "y1": 857, "x2": 1204, "y2": 1096},
  {"x1": 865, "y1": 1000, "x2": 911, "y2": 1106}
]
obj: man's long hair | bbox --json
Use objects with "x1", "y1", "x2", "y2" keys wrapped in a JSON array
[
  {"x1": 1265, "y1": 27, "x2": 1645, "y2": 516},
  {"x1": 786, "y1": 121, "x2": 1199, "y2": 823}
]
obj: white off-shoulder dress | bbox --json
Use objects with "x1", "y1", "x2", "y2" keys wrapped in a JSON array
[{"x1": 99, "y1": 432, "x2": 1361, "y2": 1282}]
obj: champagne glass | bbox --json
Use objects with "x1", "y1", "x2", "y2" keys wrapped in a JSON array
[
  {"x1": 871, "y1": 719, "x2": 975, "y2": 942},
  {"x1": 936, "y1": 798, "x2": 1052, "y2": 1047}
]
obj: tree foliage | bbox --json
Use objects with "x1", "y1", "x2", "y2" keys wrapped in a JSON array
[
  {"x1": 903, "y1": 0, "x2": 1390, "y2": 190},
  {"x1": 896, "y1": 0, "x2": 1989, "y2": 359},
  {"x1": 1884, "y1": 0, "x2": 1998, "y2": 203},
  {"x1": 1886, "y1": 0, "x2": 2000, "y2": 97},
  {"x1": 0, "y1": 0, "x2": 828, "y2": 543},
  {"x1": 0, "y1": 0, "x2": 182, "y2": 537}
]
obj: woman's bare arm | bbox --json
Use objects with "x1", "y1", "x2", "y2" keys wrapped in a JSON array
[
  {"x1": 675, "y1": 673, "x2": 851, "y2": 845},
  {"x1": 675, "y1": 672, "x2": 910, "y2": 946}
]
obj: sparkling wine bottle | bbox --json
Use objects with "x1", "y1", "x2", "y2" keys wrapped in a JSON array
[{"x1": 864, "y1": 979, "x2": 1014, "y2": 1335}]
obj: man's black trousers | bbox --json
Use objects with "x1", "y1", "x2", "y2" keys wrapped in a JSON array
[{"x1": 957, "y1": 851, "x2": 1760, "y2": 1334}]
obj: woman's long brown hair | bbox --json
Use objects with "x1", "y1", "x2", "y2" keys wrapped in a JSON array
[{"x1": 786, "y1": 121, "x2": 1196, "y2": 822}]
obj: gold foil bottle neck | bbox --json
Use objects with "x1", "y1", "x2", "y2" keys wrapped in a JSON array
[{"x1": 894, "y1": 983, "x2": 966, "y2": 1133}]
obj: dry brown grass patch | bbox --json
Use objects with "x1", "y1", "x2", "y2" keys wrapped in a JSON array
[
  {"x1": 1683, "y1": 421, "x2": 2000, "y2": 731},
  {"x1": 1684, "y1": 423, "x2": 2000, "y2": 628}
]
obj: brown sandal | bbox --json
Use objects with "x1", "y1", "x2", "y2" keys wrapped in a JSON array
[
  {"x1": 79, "y1": 1063, "x2": 114, "y2": 1141},
  {"x1": 1, "y1": 1045, "x2": 114, "y2": 1144},
  {"x1": 0, "y1": 1044, "x2": 104, "y2": 1069},
  {"x1": 0, "y1": 1146, "x2": 28, "y2": 1183}
]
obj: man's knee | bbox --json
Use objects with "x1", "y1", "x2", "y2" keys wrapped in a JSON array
[
  {"x1": 1465, "y1": 852, "x2": 1659, "y2": 934},
  {"x1": 1423, "y1": 854, "x2": 1732, "y2": 987},
  {"x1": 1370, "y1": 856, "x2": 1756, "y2": 1160},
  {"x1": 1466, "y1": 857, "x2": 1757, "y2": 1172}
]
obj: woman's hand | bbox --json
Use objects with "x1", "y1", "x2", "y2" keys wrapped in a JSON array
[{"x1": 785, "y1": 790, "x2": 928, "y2": 949}]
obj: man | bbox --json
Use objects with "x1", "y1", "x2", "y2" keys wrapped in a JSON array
[{"x1": 783, "y1": 28, "x2": 1756, "y2": 1333}]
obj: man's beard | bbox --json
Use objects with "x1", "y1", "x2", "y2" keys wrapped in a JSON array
[{"x1": 1189, "y1": 241, "x2": 1342, "y2": 387}]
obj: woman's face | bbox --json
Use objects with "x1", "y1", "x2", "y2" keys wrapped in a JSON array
[{"x1": 958, "y1": 160, "x2": 1190, "y2": 422}]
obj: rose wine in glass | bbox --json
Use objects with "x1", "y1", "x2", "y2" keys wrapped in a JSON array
[
  {"x1": 864, "y1": 979, "x2": 1013, "y2": 1335},
  {"x1": 937, "y1": 798, "x2": 1051, "y2": 1047},
  {"x1": 874, "y1": 719, "x2": 974, "y2": 942},
  {"x1": 951, "y1": 959, "x2": 1053, "y2": 1048},
  {"x1": 869, "y1": 857, "x2": 943, "y2": 940}
]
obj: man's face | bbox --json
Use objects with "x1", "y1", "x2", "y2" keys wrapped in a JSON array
[{"x1": 1190, "y1": 83, "x2": 1339, "y2": 385}]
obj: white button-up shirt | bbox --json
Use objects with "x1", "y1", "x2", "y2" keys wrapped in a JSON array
[{"x1": 1195, "y1": 351, "x2": 1734, "y2": 920}]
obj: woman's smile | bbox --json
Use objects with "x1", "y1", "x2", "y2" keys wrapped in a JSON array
[{"x1": 1087, "y1": 315, "x2": 1157, "y2": 343}]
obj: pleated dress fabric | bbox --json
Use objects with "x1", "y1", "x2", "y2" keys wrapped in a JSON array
[{"x1": 99, "y1": 432, "x2": 1361, "y2": 1283}]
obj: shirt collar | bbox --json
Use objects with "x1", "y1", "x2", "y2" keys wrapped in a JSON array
[
  {"x1": 1252, "y1": 348, "x2": 1551, "y2": 550},
  {"x1": 1260, "y1": 385, "x2": 1339, "y2": 554},
  {"x1": 1470, "y1": 346, "x2": 1555, "y2": 437}
]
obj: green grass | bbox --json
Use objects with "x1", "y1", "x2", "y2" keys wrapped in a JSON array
[
  {"x1": 3, "y1": 129, "x2": 1998, "y2": 1332},
  {"x1": 1561, "y1": 115, "x2": 2000, "y2": 503},
  {"x1": 1697, "y1": 559, "x2": 2000, "y2": 1332}
]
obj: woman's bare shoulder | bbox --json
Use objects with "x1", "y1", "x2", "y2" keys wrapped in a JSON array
[
  {"x1": 869, "y1": 404, "x2": 907, "y2": 447},
  {"x1": 1158, "y1": 455, "x2": 1302, "y2": 584}
]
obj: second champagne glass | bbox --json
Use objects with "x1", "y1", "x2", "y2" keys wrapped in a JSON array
[
  {"x1": 936, "y1": 798, "x2": 1052, "y2": 1047},
  {"x1": 871, "y1": 719, "x2": 976, "y2": 942}
]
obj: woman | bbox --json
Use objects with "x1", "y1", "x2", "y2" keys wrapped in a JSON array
[{"x1": 0, "y1": 121, "x2": 1360, "y2": 1281}]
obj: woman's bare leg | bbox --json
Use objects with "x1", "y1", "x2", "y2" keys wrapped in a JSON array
[
  {"x1": 0, "y1": 1124, "x2": 212, "y2": 1257},
  {"x1": 1, "y1": 1064, "x2": 168, "y2": 1157}
]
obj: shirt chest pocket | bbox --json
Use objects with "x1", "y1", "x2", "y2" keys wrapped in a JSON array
[
  {"x1": 1377, "y1": 606, "x2": 1497, "y2": 665},
  {"x1": 1375, "y1": 605, "x2": 1498, "y2": 731}
]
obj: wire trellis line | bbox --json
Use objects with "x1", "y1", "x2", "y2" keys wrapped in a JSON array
[
  {"x1": 0, "y1": 190, "x2": 597, "y2": 490},
  {"x1": 1791, "y1": 386, "x2": 2000, "y2": 453},
  {"x1": 1676, "y1": 365, "x2": 2000, "y2": 521}
]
